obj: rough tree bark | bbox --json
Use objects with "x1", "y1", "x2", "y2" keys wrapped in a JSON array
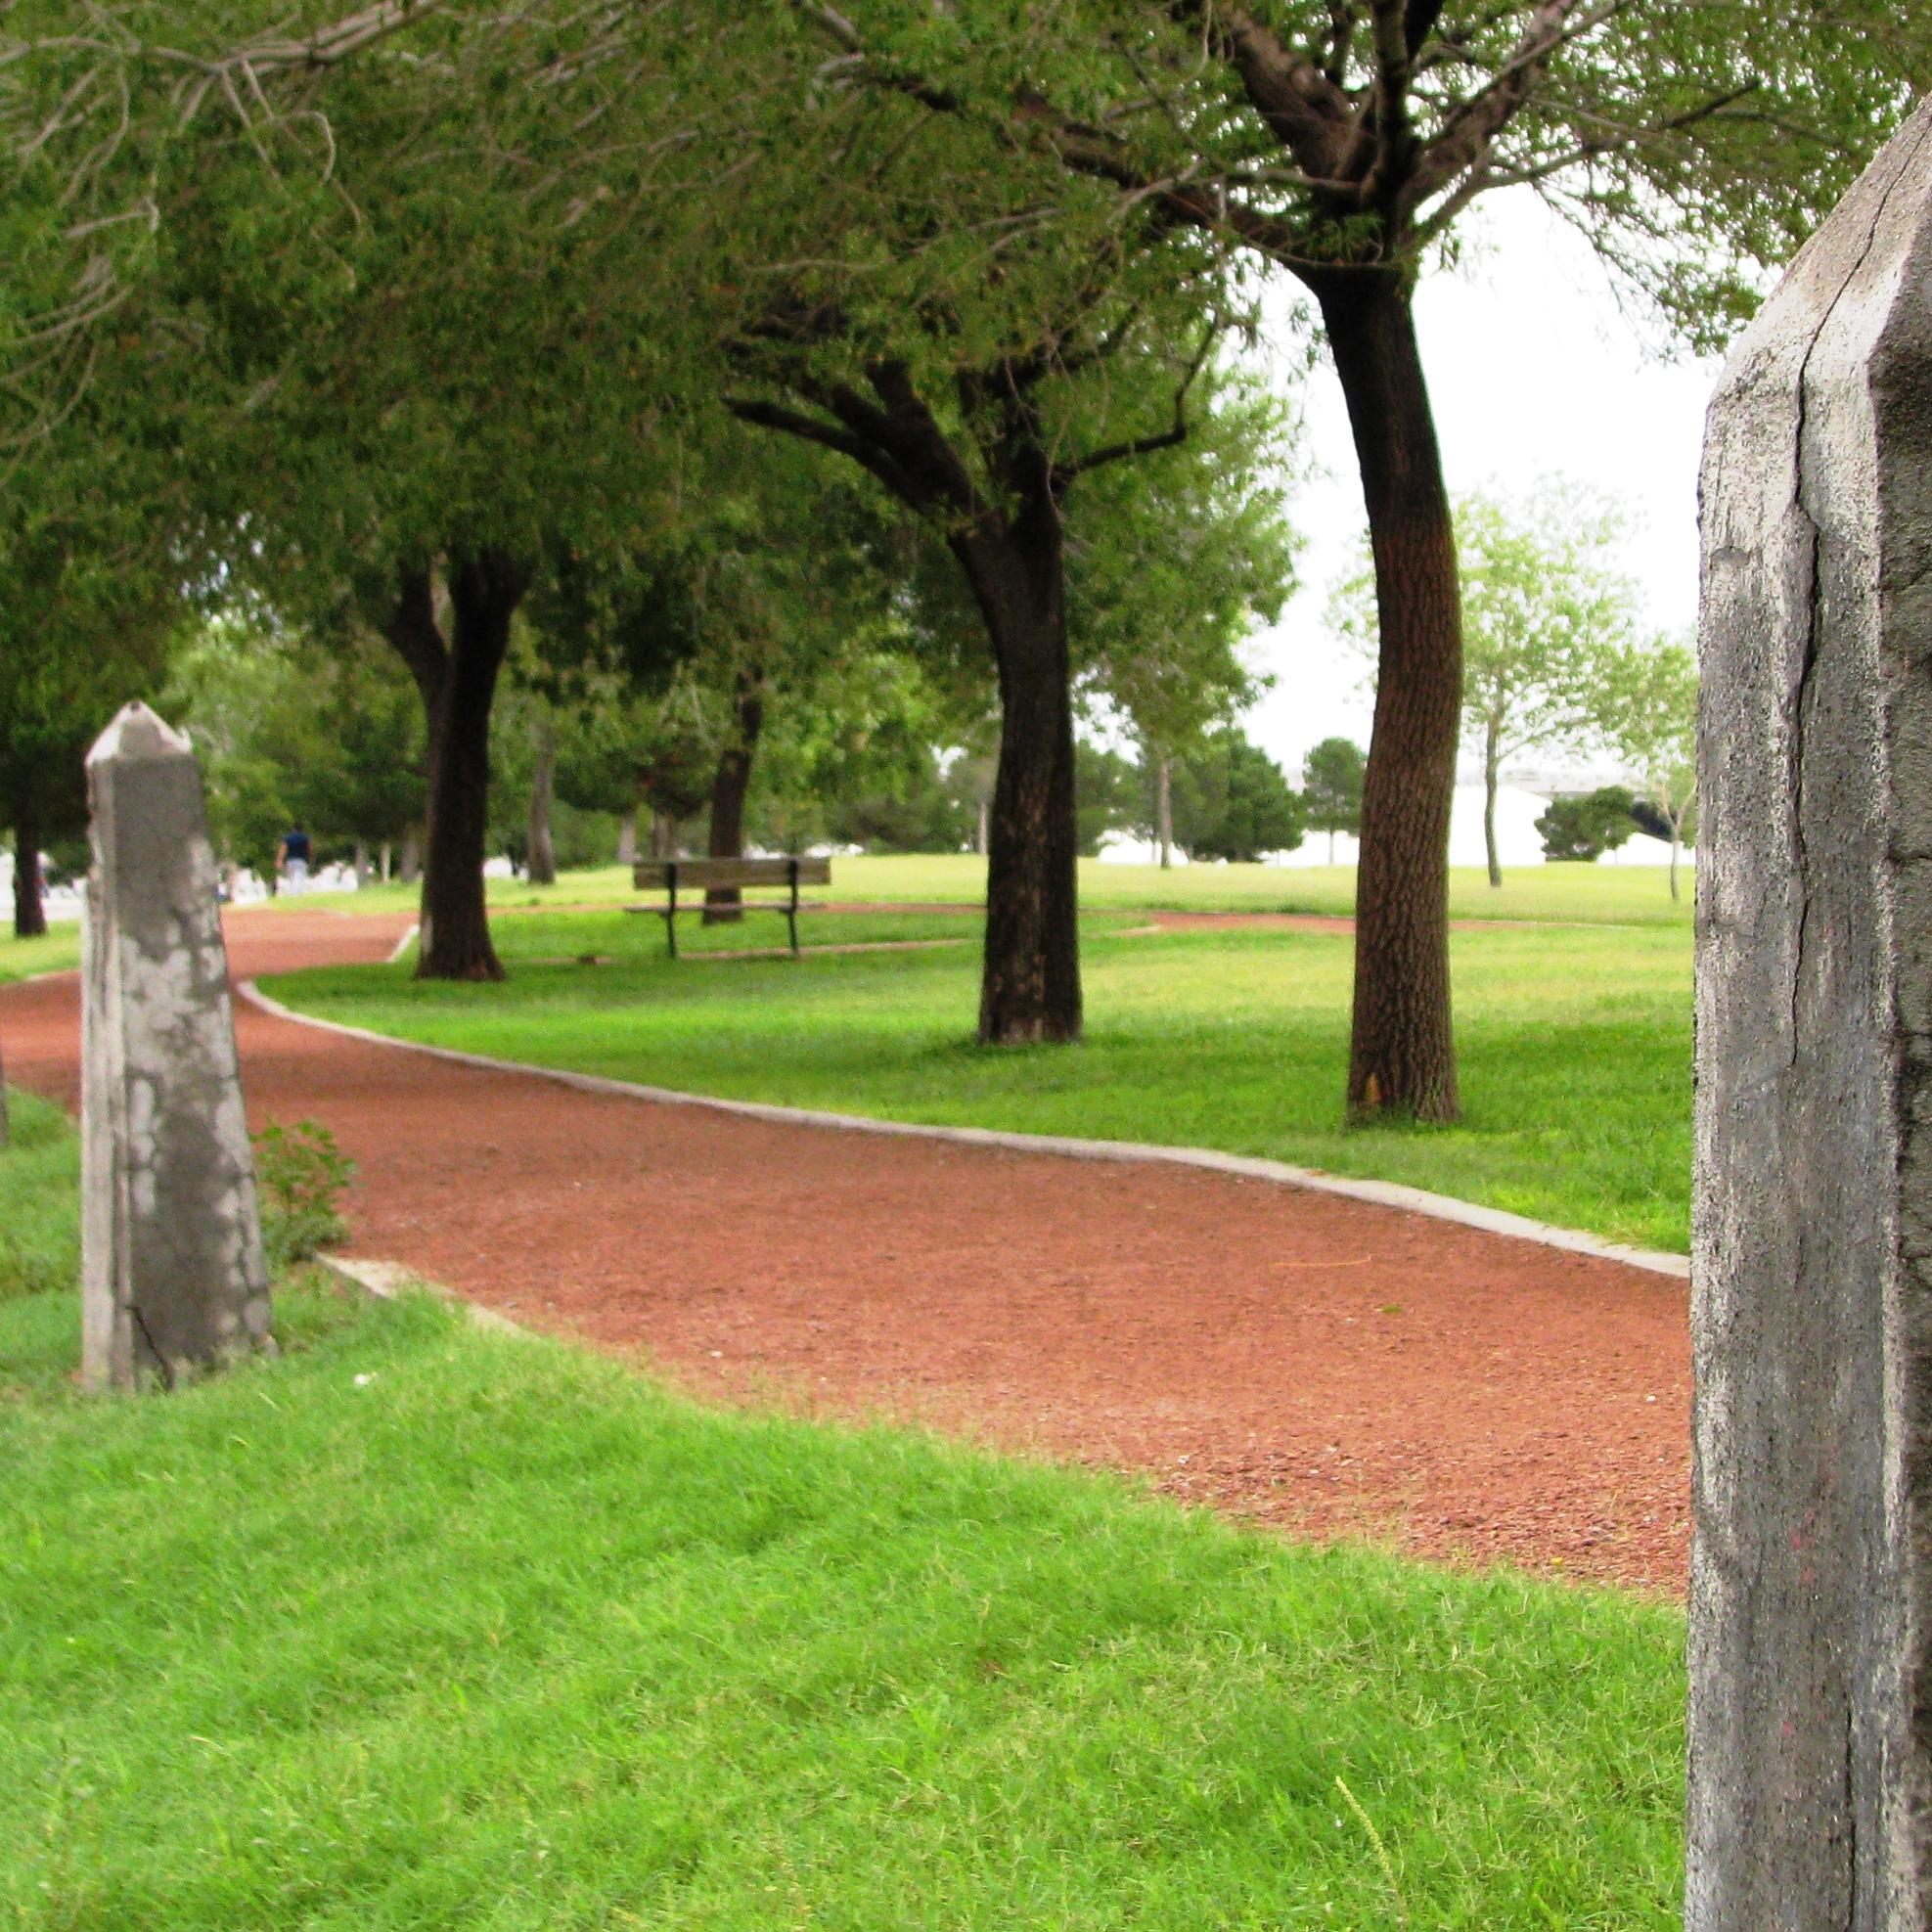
[
  {"x1": 1317, "y1": 273, "x2": 1461, "y2": 1122},
  {"x1": 418, "y1": 552, "x2": 528, "y2": 979},
  {"x1": 703, "y1": 667, "x2": 767, "y2": 924},
  {"x1": 526, "y1": 707, "x2": 557, "y2": 888},
  {"x1": 953, "y1": 482, "x2": 1081, "y2": 1046},
  {"x1": 11, "y1": 788, "x2": 46, "y2": 938},
  {"x1": 377, "y1": 555, "x2": 530, "y2": 982}
]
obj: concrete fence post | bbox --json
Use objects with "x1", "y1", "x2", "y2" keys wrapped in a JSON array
[
  {"x1": 1692, "y1": 96, "x2": 1932, "y2": 1927},
  {"x1": 80, "y1": 701, "x2": 271, "y2": 1391}
]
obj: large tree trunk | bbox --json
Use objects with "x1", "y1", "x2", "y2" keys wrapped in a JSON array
[
  {"x1": 615, "y1": 806, "x2": 639, "y2": 866},
  {"x1": 1317, "y1": 275, "x2": 1462, "y2": 1122},
  {"x1": 1483, "y1": 721, "x2": 1502, "y2": 889},
  {"x1": 417, "y1": 553, "x2": 527, "y2": 980},
  {"x1": 12, "y1": 789, "x2": 45, "y2": 939},
  {"x1": 526, "y1": 707, "x2": 557, "y2": 887},
  {"x1": 651, "y1": 811, "x2": 678, "y2": 861},
  {"x1": 703, "y1": 669, "x2": 767, "y2": 924},
  {"x1": 1155, "y1": 754, "x2": 1174, "y2": 870},
  {"x1": 954, "y1": 507, "x2": 1081, "y2": 1047},
  {"x1": 378, "y1": 564, "x2": 443, "y2": 911}
]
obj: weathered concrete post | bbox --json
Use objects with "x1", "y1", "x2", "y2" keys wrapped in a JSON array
[
  {"x1": 1692, "y1": 97, "x2": 1932, "y2": 1927},
  {"x1": 81, "y1": 702, "x2": 271, "y2": 1391}
]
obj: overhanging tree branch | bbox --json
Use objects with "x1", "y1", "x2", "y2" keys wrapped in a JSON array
[{"x1": 1060, "y1": 322, "x2": 1216, "y2": 479}]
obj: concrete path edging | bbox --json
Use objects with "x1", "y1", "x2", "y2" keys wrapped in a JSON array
[
  {"x1": 242, "y1": 978, "x2": 1690, "y2": 1281},
  {"x1": 317, "y1": 1252, "x2": 528, "y2": 1336}
]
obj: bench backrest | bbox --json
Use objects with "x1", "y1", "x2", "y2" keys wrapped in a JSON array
[{"x1": 632, "y1": 856, "x2": 831, "y2": 891}]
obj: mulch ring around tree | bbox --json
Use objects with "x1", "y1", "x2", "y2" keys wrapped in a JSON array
[{"x1": 0, "y1": 907, "x2": 1690, "y2": 1595}]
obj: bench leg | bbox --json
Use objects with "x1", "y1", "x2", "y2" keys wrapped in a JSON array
[
  {"x1": 788, "y1": 861, "x2": 800, "y2": 957},
  {"x1": 665, "y1": 873, "x2": 678, "y2": 960}
]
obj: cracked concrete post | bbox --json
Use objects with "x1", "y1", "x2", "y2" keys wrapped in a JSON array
[
  {"x1": 1692, "y1": 96, "x2": 1932, "y2": 1928},
  {"x1": 81, "y1": 702, "x2": 271, "y2": 1391}
]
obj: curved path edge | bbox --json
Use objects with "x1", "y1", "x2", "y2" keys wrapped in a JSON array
[{"x1": 239, "y1": 977, "x2": 1689, "y2": 1282}]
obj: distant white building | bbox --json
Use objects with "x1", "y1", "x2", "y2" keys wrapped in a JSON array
[
  {"x1": 1095, "y1": 776, "x2": 1690, "y2": 871},
  {"x1": 1274, "y1": 783, "x2": 1552, "y2": 869},
  {"x1": 1599, "y1": 831, "x2": 1695, "y2": 868},
  {"x1": 0, "y1": 846, "x2": 84, "y2": 921},
  {"x1": 1095, "y1": 833, "x2": 1189, "y2": 867}
]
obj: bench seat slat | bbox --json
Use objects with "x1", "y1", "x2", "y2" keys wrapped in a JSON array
[{"x1": 632, "y1": 857, "x2": 831, "y2": 890}]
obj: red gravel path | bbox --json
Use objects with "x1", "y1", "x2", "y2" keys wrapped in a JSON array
[{"x1": 0, "y1": 908, "x2": 1691, "y2": 1593}]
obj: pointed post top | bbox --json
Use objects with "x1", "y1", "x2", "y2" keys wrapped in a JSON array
[
  {"x1": 86, "y1": 701, "x2": 193, "y2": 770},
  {"x1": 1714, "y1": 94, "x2": 1932, "y2": 405}
]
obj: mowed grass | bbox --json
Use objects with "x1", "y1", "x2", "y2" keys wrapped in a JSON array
[
  {"x1": 0, "y1": 924, "x2": 79, "y2": 985},
  {"x1": 0, "y1": 957, "x2": 1685, "y2": 1928},
  {"x1": 276, "y1": 908, "x2": 1692, "y2": 1251},
  {"x1": 281, "y1": 852, "x2": 1695, "y2": 927},
  {"x1": 0, "y1": 1090, "x2": 79, "y2": 1302},
  {"x1": 0, "y1": 1139, "x2": 1685, "y2": 1928}
]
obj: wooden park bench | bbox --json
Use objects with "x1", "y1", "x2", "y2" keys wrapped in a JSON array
[{"x1": 629, "y1": 856, "x2": 831, "y2": 959}]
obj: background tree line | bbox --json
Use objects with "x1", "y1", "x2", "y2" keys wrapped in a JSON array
[{"x1": 2, "y1": 0, "x2": 1921, "y2": 1119}]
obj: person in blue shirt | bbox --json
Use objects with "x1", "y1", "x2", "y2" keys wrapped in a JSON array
[{"x1": 277, "y1": 823, "x2": 312, "y2": 894}]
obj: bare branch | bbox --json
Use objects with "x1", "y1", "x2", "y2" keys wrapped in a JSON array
[{"x1": 1061, "y1": 321, "x2": 1217, "y2": 479}]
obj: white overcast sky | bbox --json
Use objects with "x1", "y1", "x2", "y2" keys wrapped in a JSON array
[{"x1": 1238, "y1": 187, "x2": 1722, "y2": 778}]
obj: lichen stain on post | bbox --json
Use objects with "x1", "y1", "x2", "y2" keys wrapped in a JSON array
[
  {"x1": 1691, "y1": 95, "x2": 1932, "y2": 1929},
  {"x1": 80, "y1": 700, "x2": 272, "y2": 1392}
]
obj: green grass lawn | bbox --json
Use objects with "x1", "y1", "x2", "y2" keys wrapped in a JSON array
[
  {"x1": 1, "y1": 1108, "x2": 1685, "y2": 1928},
  {"x1": 279, "y1": 852, "x2": 1694, "y2": 928},
  {"x1": 0, "y1": 924, "x2": 79, "y2": 985},
  {"x1": 275, "y1": 907, "x2": 1692, "y2": 1252},
  {"x1": 0, "y1": 1091, "x2": 80, "y2": 1302}
]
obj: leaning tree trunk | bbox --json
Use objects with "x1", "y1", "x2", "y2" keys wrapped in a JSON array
[
  {"x1": 526, "y1": 708, "x2": 557, "y2": 888},
  {"x1": 703, "y1": 669, "x2": 767, "y2": 924},
  {"x1": 1483, "y1": 722, "x2": 1503, "y2": 889},
  {"x1": 955, "y1": 514, "x2": 1081, "y2": 1046},
  {"x1": 1317, "y1": 274, "x2": 1462, "y2": 1122},
  {"x1": 12, "y1": 790, "x2": 45, "y2": 938},
  {"x1": 416, "y1": 552, "x2": 528, "y2": 981}
]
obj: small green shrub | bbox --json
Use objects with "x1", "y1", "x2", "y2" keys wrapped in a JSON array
[{"x1": 252, "y1": 1119, "x2": 357, "y2": 1270}]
